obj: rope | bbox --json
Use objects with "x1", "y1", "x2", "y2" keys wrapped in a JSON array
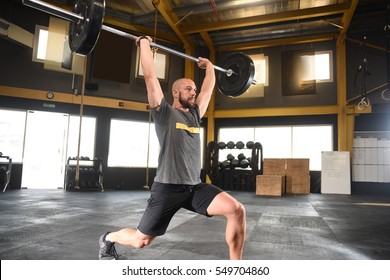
[
  {"x1": 384, "y1": 0, "x2": 390, "y2": 100},
  {"x1": 75, "y1": 56, "x2": 87, "y2": 188},
  {"x1": 153, "y1": 7, "x2": 158, "y2": 44},
  {"x1": 143, "y1": 6, "x2": 159, "y2": 190},
  {"x1": 151, "y1": 2, "x2": 159, "y2": 57}
]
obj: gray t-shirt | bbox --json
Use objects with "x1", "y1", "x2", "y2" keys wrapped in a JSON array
[{"x1": 152, "y1": 98, "x2": 201, "y2": 185}]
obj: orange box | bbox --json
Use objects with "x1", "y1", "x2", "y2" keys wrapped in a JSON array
[
  {"x1": 263, "y1": 159, "x2": 286, "y2": 175},
  {"x1": 286, "y1": 158, "x2": 309, "y2": 174},
  {"x1": 286, "y1": 172, "x2": 310, "y2": 194},
  {"x1": 256, "y1": 175, "x2": 286, "y2": 196}
]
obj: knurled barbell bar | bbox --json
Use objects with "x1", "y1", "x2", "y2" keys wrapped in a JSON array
[{"x1": 22, "y1": 0, "x2": 256, "y2": 97}]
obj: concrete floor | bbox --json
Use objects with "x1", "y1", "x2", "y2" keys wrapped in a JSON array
[{"x1": 0, "y1": 189, "x2": 390, "y2": 260}]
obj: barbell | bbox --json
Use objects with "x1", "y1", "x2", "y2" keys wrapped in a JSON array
[{"x1": 22, "y1": 0, "x2": 256, "y2": 97}]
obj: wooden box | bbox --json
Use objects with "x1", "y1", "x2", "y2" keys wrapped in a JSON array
[
  {"x1": 263, "y1": 159, "x2": 286, "y2": 175},
  {"x1": 286, "y1": 172, "x2": 310, "y2": 194},
  {"x1": 286, "y1": 158, "x2": 309, "y2": 174},
  {"x1": 256, "y1": 175, "x2": 286, "y2": 196}
]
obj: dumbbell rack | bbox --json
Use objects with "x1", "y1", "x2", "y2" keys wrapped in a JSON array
[
  {"x1": 64, "y1": 157, "x2": 104, "y2": 191},
  {"x1": 205, "y1": 141, "x2": 263, "y2": 192},
  {"x1": 0, "y1": 153, "x2": 12, "y2": 192}
]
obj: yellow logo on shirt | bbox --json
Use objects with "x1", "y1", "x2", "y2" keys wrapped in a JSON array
[{"x1": 176, "y1": 123, "x2": 200, "y2": 134}]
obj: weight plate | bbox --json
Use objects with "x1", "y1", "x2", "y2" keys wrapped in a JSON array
[
  {"x1": 69, "y1": 0, "x2": 105, "y2": 55},
  {"x1": 217, "y1": 52, "x2": 255, "y2": 97}
]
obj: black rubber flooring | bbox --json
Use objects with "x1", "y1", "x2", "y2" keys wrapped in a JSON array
[{"x1": 0, "y1": 189, "x2": 390, "y2": 260}]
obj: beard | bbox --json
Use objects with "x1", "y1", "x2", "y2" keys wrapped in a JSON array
[{"x1": 179, "y1": 93, "x2": 196, "y2": 109}]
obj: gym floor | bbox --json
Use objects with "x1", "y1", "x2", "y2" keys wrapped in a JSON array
[{"x1": 0, "y1": 189, "x2": 389, "y2": 260}]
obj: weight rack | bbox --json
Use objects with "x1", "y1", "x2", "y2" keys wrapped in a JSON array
[
  {"x1": 205, "y1": 141, "x2": 263, "y2": 191},
  {"x1": 65, "y1": 157, "x2": 104, "y2": 191}
]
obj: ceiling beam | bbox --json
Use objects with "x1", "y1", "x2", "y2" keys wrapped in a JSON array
[
  {"x1": 103, "y1": 16, "x2": 181, "y2": 44},
  {"x1": 152, "y1": 0, "x2": 193, "y2": 50},
  {"x1": 217, "y1": 33, "x2": 337, "y2": 52},
  {"x1": 346, "y1": 37, "x2": 388, "y2": 53},
  {"x1": 200, "y1": 32, "x2": 215, "y2": 53},
  {"x1": 340, "y1": 0, "x2": 359, "y2": 35},
  {"x1": 182, "y1": 3, "x2": 351, "y2": 35}
]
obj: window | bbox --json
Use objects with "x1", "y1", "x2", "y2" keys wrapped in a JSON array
[
  {"x1": 255, "y1": 126, "x2": 292, "y2": 158},
  {"x1": 218, "y1": 127, "x2": 255, "y2": 161},
  {"x1": 108, "y1": 119, "x2": 159, "y2": 168},
  {"x1": 108, "y1": 119, "x2": 205, "y2": 168},
  {"x1": 35, "y1": 27, "x2": 48, "y2": 61},
  {"x1": 136, "y1": 48, "x2": 169, "y2": 82},
  {"x1": 252, "y1": 54, "x2": 268, "y2": 86},
  {"x1": 282, "y1": 49, "x2": 333, "y2": 96},
  {"x1": 32, "y1": 19, "x2": 85, "y2": 74},
  {"x1": 291, "y1": 126, "x2": 333, "y2": 170},
  {"x1": 300, "y1": 51, "x2": 333, "y2": 83},
  {"x1": 66, "y1": 116, "x2": 97, "y2": 164},
  {"x1": 0, "y1": 109, "x2": 26, "y2": 163},
  {"x1": 219, "y1": 125, "x2": 333, "y2": 171},
  {"x1": 33, "y1": 22, "x2": 65, "y2": 64}
]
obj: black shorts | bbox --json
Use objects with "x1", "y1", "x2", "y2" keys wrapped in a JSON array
[{"x1": 137, "y1": 182, "x2": 223, "y2": 236}]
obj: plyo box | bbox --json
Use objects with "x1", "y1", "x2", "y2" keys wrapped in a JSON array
[
  {"x1": 263, "y1": 159, "x2": 286, "y2": 175},
  {"x1": 286, "y1": 159, "x2": 310, "y2": 194},
  {"x1": 286, "y1": 158, "x2": 310, "y2": 174},
  {"x1": 286, "y1": 172, "x2": 310, "y2": 194},
  {"x1": 261, "y1": 158, "x2": 310, "y2": 194},
  {"x1": 256, "y1": 175, "x2": 285, "y2": 196}
]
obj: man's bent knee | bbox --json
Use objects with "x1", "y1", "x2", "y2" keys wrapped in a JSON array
[
  {"x1": 229, "y1": 201, "x2": 246, "y2": 221},
  {"x1": 207, "y1": 192, "x2": 246, "y2": 219}
]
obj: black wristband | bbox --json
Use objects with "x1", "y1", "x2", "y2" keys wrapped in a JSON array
[{"x1": 136, "y1": 36, "x2": 149, "y2": 47}]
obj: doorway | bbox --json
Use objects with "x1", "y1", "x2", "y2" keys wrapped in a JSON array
[{"x1": 21, "y1": 110, "x2": 69, "y2": 189}]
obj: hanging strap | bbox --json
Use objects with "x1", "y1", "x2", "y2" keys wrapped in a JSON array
[
  {"x1": 357, "y1": 36, "x2": 371, "y2": 110},
  {"x1": 386, "y1": 0, "x2": 390, "y2": 91},
  {"x1": 75, "y1": 57, "x2": 87, "y2": 188}
]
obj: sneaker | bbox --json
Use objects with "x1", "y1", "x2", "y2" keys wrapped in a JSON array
[{"x1": 99, "y1": 232, "x2": 119, "y2": 260}]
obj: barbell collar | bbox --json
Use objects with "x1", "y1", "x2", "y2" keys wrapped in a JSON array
[{"x1": 22, "y1": 0, "x2": 83, "y2": 22}]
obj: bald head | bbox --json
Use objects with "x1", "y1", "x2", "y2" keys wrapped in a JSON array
[{"x1": 172, "y1": 78, "x2": 193, "y2": 92}]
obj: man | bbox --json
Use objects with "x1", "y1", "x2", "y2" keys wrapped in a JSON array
[{"x1": 99, "y1": 36, "x2": 246, "y2": 260}]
